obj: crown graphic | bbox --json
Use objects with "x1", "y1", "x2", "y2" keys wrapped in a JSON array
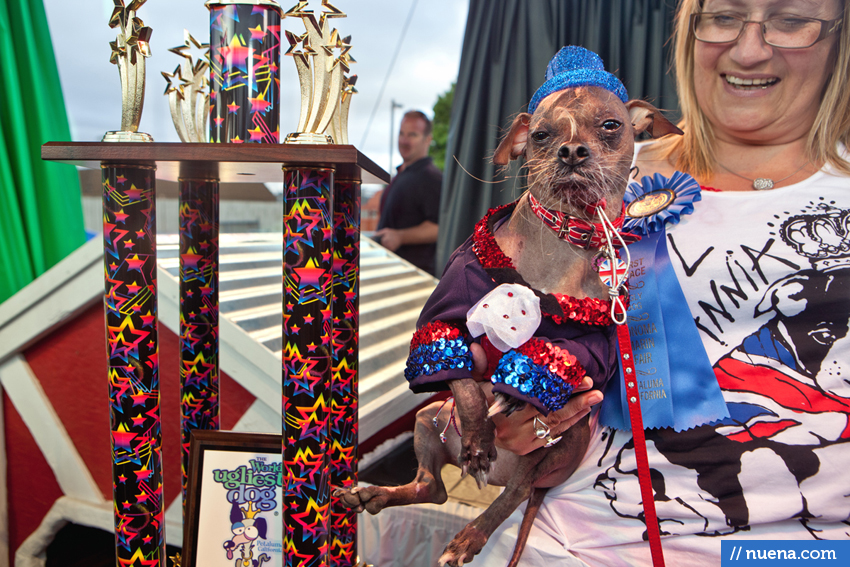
[
  {"x1": 780, "y1": 203, "x2": 850, "y2": 270},
  {"x1": 240, "y1": 500, "x2": 260, "y2": 520}
]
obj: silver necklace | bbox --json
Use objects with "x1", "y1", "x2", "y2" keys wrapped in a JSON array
[{"x1": 716, "y1": 160, "x2": 811, "y2": 191}]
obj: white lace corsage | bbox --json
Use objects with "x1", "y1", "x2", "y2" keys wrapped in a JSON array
[{"x1": 466, "y1": 283, "x2": 541, "y2": 352}]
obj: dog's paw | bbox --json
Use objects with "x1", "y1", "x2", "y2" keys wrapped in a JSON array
[
  {"x1": 437, "y1": 525, "x2": 488, "y2": 567},
  {"x1": 458, "y1": 430, "x2": 498, "y2": 489},
  {"x1": 333, "y1": 486, "x2": 366, "y2": 513},
  {"x1": 332, "y1": 486, "x2": 389, "y2": 515}
]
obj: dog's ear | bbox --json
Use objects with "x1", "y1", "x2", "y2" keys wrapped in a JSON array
[
  {"x1": 230, "y1": 500, "x2": 244, "y2": 524},
  {"x1": 494, "y1": 113, "x2": 531, "y2": 165},
  {"x1": 755, "y1": 273, "x2": 809, "y2": 318},
  {"x1": 626, "y1": 100, "x2": 683, "y2": 139}
]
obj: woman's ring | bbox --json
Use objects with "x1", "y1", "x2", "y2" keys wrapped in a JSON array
[
  {"x1": 544, "y1": 434, "x2": 563, "y2": 448},
  {"x1": 533, "y1": 415, "x2": 550, "y2": 439}
]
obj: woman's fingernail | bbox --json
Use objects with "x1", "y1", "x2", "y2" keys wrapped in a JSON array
[{"x1": 587, "y1": 392, "x2": 603, "y2": 406}]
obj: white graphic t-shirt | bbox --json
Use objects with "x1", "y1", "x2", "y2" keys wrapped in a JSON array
[{"x1": 477, "y1": 159, "x2": 850, "y2": 566}]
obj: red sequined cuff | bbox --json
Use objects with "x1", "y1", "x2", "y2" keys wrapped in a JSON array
[{"x1": 409, "y1": 320, "x2": 465, "y2": 348}]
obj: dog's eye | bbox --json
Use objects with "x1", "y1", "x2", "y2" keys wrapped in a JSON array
[
  {"x1": 530, "y1": 131, "x2": 550, "y2": 142},
  {"x1": 601, "y1": 120, "x2": 622, "y2": 131}
]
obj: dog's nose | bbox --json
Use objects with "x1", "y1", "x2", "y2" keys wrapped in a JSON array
[{"x1": 558, "y1": 143, "x2": 590, "y2": 165}]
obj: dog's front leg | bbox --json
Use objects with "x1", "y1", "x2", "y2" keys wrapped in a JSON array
[
  {"x1": 334, "y1": 403, "x2": 453, "y2": 514},
  {"x1": 448, "y1": 378, "x2": 498, "y2": 489},
  {"x1": 440, "y1": 415, "x2": 593, "y2": 567},
  {"x1": 437, "y1": 453, "x2": 543, "y2": 567}
]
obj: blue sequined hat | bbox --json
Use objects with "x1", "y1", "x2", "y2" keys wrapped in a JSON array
[{"x1": 528, "y1": 46, "x2": 628, "y2": 114}]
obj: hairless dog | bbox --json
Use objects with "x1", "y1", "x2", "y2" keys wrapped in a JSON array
[{"x1": 336, "y1": 47, "x2": 682, "y2": 566}]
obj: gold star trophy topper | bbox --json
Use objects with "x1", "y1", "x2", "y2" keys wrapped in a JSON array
[
  {"x1": 163, "y1": 30, "x2": 210, "y2": 142},
  {"x1": 103, "y1": 0, "x2": 154, "y2": 142},
  {"x1": 284, "y1": 0, "x2": 356, "y2": 144}
]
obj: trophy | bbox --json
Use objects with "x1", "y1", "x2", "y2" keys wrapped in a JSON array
[
  {"x1": 162, "y1": 31, "x2": 222, "y2": 516},
  {"x1": 163, "y1": 31, "x2": 210, "y2": 143},
  {"x1": 101, "y1": 2, "x2": 165, "y2": 566},
  {"x1": 284, "y1": 0, "x2": 356, "y2": 144},
  {"x1": 103, "y1": 0, "x2": 154, "y2": 142}
]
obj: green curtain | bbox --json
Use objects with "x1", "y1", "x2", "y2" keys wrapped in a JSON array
[
  {"x1": 436, "y1": 0, "x2": 679, "y2": 271},
  {"x1": 0, "y1": 0, "x2": 85, "y2": 303}
]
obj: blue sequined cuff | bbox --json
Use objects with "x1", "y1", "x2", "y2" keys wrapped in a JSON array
[
  {"x1": 405, "y1": 321, "x2": 473, "y2": 381},
  {"x1": 490, "y1": 339, "x2": 585, "y2": 413}
]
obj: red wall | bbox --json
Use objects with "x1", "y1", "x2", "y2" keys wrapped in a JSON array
[{"x1": 6, "y1": 303, "x2": 256, "y2": 561}]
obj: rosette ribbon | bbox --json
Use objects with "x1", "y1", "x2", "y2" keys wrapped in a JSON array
[
  {"x1": 600, "y1": 172, "x2": 729, "y2": 431},
  {"x1": 622, "y1": 171, "x2": 700, "y2": 235}
]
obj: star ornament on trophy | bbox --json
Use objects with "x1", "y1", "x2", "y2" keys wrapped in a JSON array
[
  {"x1": 163, "y1": 30, "x2": 211, "y2": 143},
  {"x1": 103, "y1": 0, "x2": 154, "y2": 142},
  {"x1": 284, "y1": 0, "x2": 356, "y2": 144}
]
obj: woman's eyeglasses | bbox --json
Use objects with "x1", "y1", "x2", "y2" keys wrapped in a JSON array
[{"x1": 690, "y1": 12, "x2": 843, "y2": 49}]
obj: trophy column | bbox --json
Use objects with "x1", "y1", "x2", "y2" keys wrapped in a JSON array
[
  {"x1": 177, "y1": 164, "x2": 221, "y2": 511},
  {"x1": 282, "y1": 166, "x2": 335, "y2": 566},
  {"x1": 281, "y1": 10, "x2": 359, "y2": 560},
  {"x1": 102, "y1": 162, "x2": 165, "y2": 566},
  {"x1": 329, "y1": 176, "x2": 361, "y2": 567}
]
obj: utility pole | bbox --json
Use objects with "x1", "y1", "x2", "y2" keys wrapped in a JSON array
[{"x1": 389, "y1": 99, "x2": 403, "y2": 177}]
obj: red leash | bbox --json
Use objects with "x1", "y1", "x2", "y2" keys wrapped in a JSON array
[
  {"x1": 616, "y1": 320, "x2": 665, "y2": 566},
  {"x1": 584, "y1": 200, "x2": 665, "y2": 565}
]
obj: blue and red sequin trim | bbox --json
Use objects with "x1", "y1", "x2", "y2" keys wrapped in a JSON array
[
  {"x1": 490, "y1": 337, "x2": 586, "y2": 413},
  {"x1": 405, "y1": 321, "x2": 473, "y2": 381}
]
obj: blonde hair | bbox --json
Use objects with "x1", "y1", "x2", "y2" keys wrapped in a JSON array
[{"x1": 657, "y1": 0, "x2": 850, "y2": 179}]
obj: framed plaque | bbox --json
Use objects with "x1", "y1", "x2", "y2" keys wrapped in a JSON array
[{"x1": 182, "y1": 431, "x2": 283, "y2": 567}]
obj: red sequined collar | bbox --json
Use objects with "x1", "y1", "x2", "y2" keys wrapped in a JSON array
[{"x1": 471, "y1": 202, "x2": 616, "y2": 327}]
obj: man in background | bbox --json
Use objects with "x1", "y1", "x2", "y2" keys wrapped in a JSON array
[{"x1": 375, "y1": 110, "x2": 442, "y2": 276}]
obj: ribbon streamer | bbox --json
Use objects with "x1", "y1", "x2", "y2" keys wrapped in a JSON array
[
  {"x1": 600, "y1": 172, "x2": 729, "y2": 431},
  {"x1": 600, "y1": 229, "x2": 729, "y2": 431}
]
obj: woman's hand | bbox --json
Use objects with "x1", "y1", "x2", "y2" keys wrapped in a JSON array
[
  {"x1": 489, "y1": 377, "x2": 601, "y2": 455},
  {"x1": 468, "y1": 342, "x2": 603, "y2": 456}
]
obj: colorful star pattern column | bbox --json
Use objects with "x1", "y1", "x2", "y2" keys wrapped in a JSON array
[
  {"x1": 102, "y1": 164, "x2": 165, "y2": 567},
  {"x1": 178, "y1": 177, "x2": 220, "y2": 512},
  {"x1": 330, "y1": 178, "x2": 360, "y2": 567},
  {"x1": 283, "y1": 167, "x2": 334, "y2": 567},
  {"x1": 209, "y1": 1, "x2": 282, "y2": 144}
]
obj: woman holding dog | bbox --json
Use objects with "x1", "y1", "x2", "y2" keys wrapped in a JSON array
[{"x1": 479, "y1": 0, "x2": 850, "y2": 565}]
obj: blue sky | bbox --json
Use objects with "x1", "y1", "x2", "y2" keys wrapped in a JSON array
[{"x1": 43, "y1": 0, "x2": 468, "y2": 181}]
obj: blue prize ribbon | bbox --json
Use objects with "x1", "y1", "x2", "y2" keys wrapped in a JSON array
[
  {"x1": 601, "y1": 231, "x2": 674, "y2": 430},
  {"x1": 600, "y1": 172, "x2": 729, "y2": 431},
  {"x1": 601, "y1": 229, "x2": 729, "y2": 430}
]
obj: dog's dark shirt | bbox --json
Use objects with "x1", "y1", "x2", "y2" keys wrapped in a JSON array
[{"x1": 405, "y1": 203, "x2": 618, "y2": 414}]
